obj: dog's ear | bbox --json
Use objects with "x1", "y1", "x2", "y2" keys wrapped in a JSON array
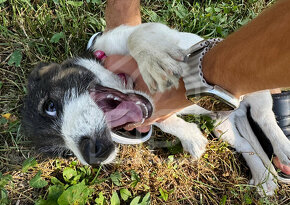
[{"x1": 27, "y1": 62, "x2": 58, "y2": 91}]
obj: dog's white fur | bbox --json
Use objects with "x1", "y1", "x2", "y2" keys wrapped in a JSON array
[
  {"x1": 62, "y1": 91, "x2": 106, "y2": 165},
  {"x1": 87, "y1": 23, "x2": 290, "y2": 195}
]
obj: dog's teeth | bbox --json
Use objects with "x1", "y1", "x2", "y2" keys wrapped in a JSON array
[
  {"x1": 114, "y1": 97, "x2": 121, "y2": 101},
  {"x1": 107, "y1": 94, "x2": 114, "y2": 99},
  {"x1": 144, "y1": 107, "x2": 149, "y2": 118},
  {"x1": 143, "y1": 104, "x2": 149, "y2": 118},
  {"x1": 136, "y1": 101, "x2": 149, "y2": 118},
  {"x1": 141, "y1": 118, "x2": 145, "y2": 124}
]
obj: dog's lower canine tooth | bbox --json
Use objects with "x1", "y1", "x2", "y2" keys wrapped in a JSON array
[
  {"x1": 107, "y1": 94, "x2": 114, "y2": 98},
  {"x1": 114, "y1": 97, "x2": 121, "y2": 101},
  {"x1": 144, "y1": 106, "x2": 148, "y2": 118},
  {"x1": 136, "y1": 101, "x2": 141, "y2": 105}
]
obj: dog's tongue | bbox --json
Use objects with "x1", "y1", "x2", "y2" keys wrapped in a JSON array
[{"x1": 105, "y1": 101, "x2": 143, "y2": 128}]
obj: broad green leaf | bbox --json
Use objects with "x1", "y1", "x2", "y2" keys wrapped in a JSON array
[
  {"x1": 22, "y1": 157, "x2": 37, "y2": 172},
  {"x1": 205, "y1": 7, "x2": 212, "y2": 13},
  {"x1": 0, "y1": 188, "x2": 10, "y2": 205},
  {"x1": 35, "y1": 199, "x2": 49, "y2": 205},
  {"x1": 129, "y1": 196, "x2": 141, "y2": 205},
  {"x1": 51, "y1": 177, "x2": 64, "y2": 185},
  {"x1": 0, "y1": 0, "x2": 7, "y2": 4},
  {"x1": 214, "y1": 8, "x2": 222, "y2": 12},
  {"x1": 70, "y1": 174, "x2": 81, "y2": 185},
  {"x1": 145, "y1": 10, "x2": 158, "y2": 22},
  {"x1": 158, "y1": 188, "x2": 168, "y2": 201},
  {"x1": 55, "y1": 159, "x2": 61, "y2": 169},
  {"x1": 175, "y1": 4, "x2": 187, "y2": 18},
  {"x1": 168, "y1": 155, "x2": 174, "y2": 163},
  {"x1": 95, "y1": 191, "x2": 106, "y2": 205},
  {"x1": 63, "y1": 167, "x2": 78, "y2": 182},
  {"x1": 131, "y1": 180, "x2": 138, "y2": 188},
  {"x1": 110, "y1": 171, "x2": 122, "y2": 186},
  {"x1": 140, "y1": 193, "x2": 150, "y2": 205},
  {"x1": 50, "y1": 32, "x2": 65, "y2": 43},
  {"x1": 110, "y1": 191, "x2": 120, "y2": 205},
  {"x1": 67, "y1": 1, "x2": 83, "y2": 7},
  {"x1": 29, "y1": 171, "x2": 48, "y2": 188},
  {"x1": 131, "y1": 170, "x2": 140, "y2": 181},
  {"x1": 216, "y1": 26, "x2": 223, "y2": 36},
  {"x1": 120, "y1": 188, "x2": 131, "y2": 201},
  {"x1": 57, "y1": 181, "x2": 93, "y2": 205},
  {"x1": 8, "y1": 50, "x2": 22, "y2": 67},
  {"x1": 0, "y1": 172, "x2": 12, "y2": 187},
  {"x1": 143, "y1": 184, "x2": 150, "y2": 191},
  {"x1": 70, "y1": 161, "x2": 78, "y2": 166},
  {"x1": 36, "y1": 185, "x2": 64, "y2": 205},
  {"x1": 47, "y1": 185, "x2": 64, "y2": 202},
  {"x1": 130, "y1": 170, "x2": 140, "y2": 188}
]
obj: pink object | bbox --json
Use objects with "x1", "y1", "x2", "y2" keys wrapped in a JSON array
[
  {"x1": 273, "y1": 156, "x2": 290, "y2": 175},
  {"x1": 94, "y1": 50, "x2": 107, "y2": 61}
]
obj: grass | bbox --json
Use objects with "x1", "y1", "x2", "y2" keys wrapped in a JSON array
[{"x1": 0, "y1": 0, "x2": 289, "y2": 204}]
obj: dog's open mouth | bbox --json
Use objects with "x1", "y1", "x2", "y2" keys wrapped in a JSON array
[{"x1": 89, "y1": 85, "x2": 153, "y2": 129}]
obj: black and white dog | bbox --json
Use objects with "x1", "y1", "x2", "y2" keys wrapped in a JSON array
[{"x1": 22, "y1": 23, "x2": 290, "y2": 195}]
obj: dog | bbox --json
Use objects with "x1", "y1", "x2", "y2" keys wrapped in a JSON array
[{"x1": 22, "y1": 23, "x2": 290, "y2": 195}]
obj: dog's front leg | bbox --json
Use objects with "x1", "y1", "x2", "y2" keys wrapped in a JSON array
[
  {"x1": 154, "y1": 114, "x2": 208, "y2": 160},
  {"x1": 244, "y1": 91, "x2": 290, "y2": 166},
  {"x1": 91, "y1": 23, "x2": 179, "y2": 56},
  {"x1": 128, "y1": 23, "x2": 189, "y2": 93},
  {"x1": 242, "y1": 152, "x2": 277, "y2": 196},
  {"x1": 214, "y1": 113, "x2": 277, "y2": 196},
  {"x1": 91, "y1": 25, "x2": 138, "y2": 55}
]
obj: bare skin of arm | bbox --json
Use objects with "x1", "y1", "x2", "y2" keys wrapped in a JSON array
[
  {"x1": 203, "y1": 0, "x2": 290, "y2": 98},
  {"x1": 105, "y1": 0, "x2": 141, "y2": 30}
]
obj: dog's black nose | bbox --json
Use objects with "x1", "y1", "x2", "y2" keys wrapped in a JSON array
[{"x1": 79, "y1": 137, "x2": 115, "y2": 165}]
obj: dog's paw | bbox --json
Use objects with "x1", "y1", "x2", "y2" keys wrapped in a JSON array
[
  {"x1": 249, "y1": 169, "x2": 277, "y2": 196},
  {"x1": 180, "y1": 133, "x2": 208, "y2": 160},
  {"x1": 133, "y1": 47, "x2": 187, "y2": 93},
  {"x1": 128, "y1": 23, "x2": 187, "y2": 93},
  {"x1": 273, "y1": 137, "x2": 290, "y2": 165}
]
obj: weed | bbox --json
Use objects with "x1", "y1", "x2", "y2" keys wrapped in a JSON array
[{"x1": 0, "y1": 172, "x2": 12, "y2": 205}]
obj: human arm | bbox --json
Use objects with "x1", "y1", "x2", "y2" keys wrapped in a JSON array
[
  {"x1": 202, "y1": 0, "x2": 290, "y2": 98},
  {"x1": 105, "y1": 0, "x2": 141, "y2": 30}
]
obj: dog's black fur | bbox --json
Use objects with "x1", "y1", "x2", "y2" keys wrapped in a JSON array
[{"x1": 22, "y1": 56, "x2": 98, "y2": 157}]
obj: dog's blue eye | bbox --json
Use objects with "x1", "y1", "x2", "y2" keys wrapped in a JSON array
[{"x1": 44, "y1": 100, "x2": 57, "y2": 116}]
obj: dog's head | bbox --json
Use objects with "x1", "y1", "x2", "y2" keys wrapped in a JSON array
[{"x1": 22, "y1": 53, "x2": 153, "y2": 165}]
